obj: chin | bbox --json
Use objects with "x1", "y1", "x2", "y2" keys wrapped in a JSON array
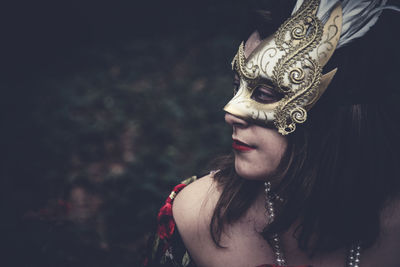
[{"x1": 234, "y1": 159, "x2": 271, "y2": 181}]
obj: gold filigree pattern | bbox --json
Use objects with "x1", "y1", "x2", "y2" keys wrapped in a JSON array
[
  {"x1": 272, "y1": 0, "x2": 324, "y2": 134},
  {"x1": 233, "y1": 42, "x2": 260, "y2": 81},
  {"x1": 224, "y1": 0, "x2": 343, "y2": 135}
]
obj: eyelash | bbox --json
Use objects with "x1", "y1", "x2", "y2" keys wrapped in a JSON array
[
  {"x1": 251, "y1": 86, "x2": 281, "y2": 104},
  {"x1": 232, "y1": 75, "x2": 282, "y2": 103}
]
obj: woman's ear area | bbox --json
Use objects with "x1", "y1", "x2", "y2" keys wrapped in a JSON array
[{"x1": 244, "y1": 30, "x2": 262, "y2": 58}]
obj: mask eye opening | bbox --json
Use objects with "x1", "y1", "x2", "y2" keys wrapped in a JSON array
[{"x1": 250, "y1": 83, "x2": 284, "y2": 104}]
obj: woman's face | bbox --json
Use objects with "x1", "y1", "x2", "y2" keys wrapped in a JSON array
[
  {"x1": 224, "y1": 31, "x2": 287, "y2": 180},
  {"x1": 225, "y1": 113, "x2": 287, "y2": 180}
]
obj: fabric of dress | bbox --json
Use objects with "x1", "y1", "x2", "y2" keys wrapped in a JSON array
[
  {"x1": 143, "y1": 175, "x2": 312, "y2": 267},
  {"x1": 143, "y1": 175, "x2": 197, "y2": 267}
]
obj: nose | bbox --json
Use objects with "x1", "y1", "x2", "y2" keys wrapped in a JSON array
[{"x1": 225, "y1": 112, "x2": 248, "y2": 127}]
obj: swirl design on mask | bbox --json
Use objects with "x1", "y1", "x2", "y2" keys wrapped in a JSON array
[
  {"x1": 317, "y1": 14, "x2": 340, "y2": 62},
  {"x1": 259, "y1": 47, "x2": 278, "y2": 74},
  {"x1": 225, "y1": 0, "x2": 342, "y2": 135},
  {"x1": 291, "y1": 107, "x2": 307, "y2": 123},
  {"x1": 272, "y1": 0, "x2": 323, "y2": 135},
  {"x1": 289, "y1": 67, "x2": 305, "y2": 85},
  {"x1": 291, "y1": 24, "x2": 307, "y2": 40}
]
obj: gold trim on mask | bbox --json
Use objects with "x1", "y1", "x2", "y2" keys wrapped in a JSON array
[{"x1": 224, "y1": 0, "x2": 343, "y2": 135}]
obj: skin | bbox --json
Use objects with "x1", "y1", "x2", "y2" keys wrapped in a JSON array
[
  {"x1": 173, "y1": 33, "x2": 305, "y2": 266},
  {"x1": 226, "y1": 30, "x2": 287, "y2": 181},
  {"x1": 173, "y1": 113, "x2": 288, "y2": 267},
  {"x1": 173, "y1": 175, "x2": 400, "y2": 267},
  {"x1": 172, "y1": 33, "x2": 400, "y2": 266}
]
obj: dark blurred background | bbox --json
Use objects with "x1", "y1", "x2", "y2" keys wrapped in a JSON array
[
  {"x1": 1, "y1": 0, "x2": 263, "y2": 266},
  {"x1": 1, "y1": 0, "x2": 399, "y2": 266}
]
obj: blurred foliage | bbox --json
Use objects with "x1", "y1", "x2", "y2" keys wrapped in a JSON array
[
  {"x1": 3, "y1": 34, "x2": 238, "y2": 266},
  {"x1": 1, "y1": 0, "x2": 285, "y2": 265}
]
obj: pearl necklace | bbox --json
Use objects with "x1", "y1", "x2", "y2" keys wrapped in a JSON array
[{"x1": 264, "y1": 182, "x2": 362, "y2": 267}]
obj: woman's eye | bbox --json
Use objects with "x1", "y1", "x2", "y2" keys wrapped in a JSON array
[{"x1": 251, "y1": 86, "x2": 282, "y2": 103}]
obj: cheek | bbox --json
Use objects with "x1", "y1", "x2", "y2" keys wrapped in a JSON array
[{"x1": 261, "y1": 137, "x2": 287, "y2": 168}]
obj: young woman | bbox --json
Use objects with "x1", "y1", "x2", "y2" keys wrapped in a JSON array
[{"x1": 145, "y1": 0, "x2": 400, "y2": 266}]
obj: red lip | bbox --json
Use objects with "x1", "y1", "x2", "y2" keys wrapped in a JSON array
[{"x1": 232, "y1": 139, "x2": 255, "y2": 151}]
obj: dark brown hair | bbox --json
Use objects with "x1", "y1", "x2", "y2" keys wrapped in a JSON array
[{"x1": 211, "y1": 101, "x2": 400, "y2": 254}]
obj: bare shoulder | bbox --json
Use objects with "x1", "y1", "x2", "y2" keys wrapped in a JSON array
[{"x1": 172, "y1": 172, "x2": 220, "y2": 237}]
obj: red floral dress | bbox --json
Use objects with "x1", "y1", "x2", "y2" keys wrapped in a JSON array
[
  {"x1": 143, "y1": 175, "x2": 311, "y2": 267},
  {"x1": 144, "y1": 176, "x2": 197, "y2": 267}
]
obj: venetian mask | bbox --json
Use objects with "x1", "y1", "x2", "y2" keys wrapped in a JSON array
[{"x1": 224, "y1": 0, "x2": 343, "y2": 135}]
